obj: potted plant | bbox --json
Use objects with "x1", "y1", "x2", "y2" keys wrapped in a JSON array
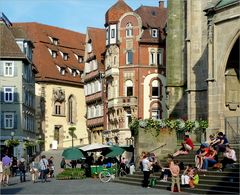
[{"x1": 4, "y1": 139, "x2": 20, "y2": 147}]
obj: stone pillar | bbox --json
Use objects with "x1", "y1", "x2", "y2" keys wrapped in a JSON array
[{"x1": 166, "y1": 0, "x2": 187, "y2": 119}]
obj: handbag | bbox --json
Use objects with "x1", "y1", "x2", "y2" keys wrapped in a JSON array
[
  {"x1": 212, "y1": 162, "x2": 222, "y2": 169},
  {"x1": 150, "y1": 178, "x2": 156, "y2": 187}
]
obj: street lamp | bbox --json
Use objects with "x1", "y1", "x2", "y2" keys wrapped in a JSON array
[{"x1": 11, "y1": 131, "x2": 15, "y2": 140}]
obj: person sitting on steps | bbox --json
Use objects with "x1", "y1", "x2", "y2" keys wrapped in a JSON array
[{"x1": 173, "y1": 135, "x2": 194, "y2": 157}]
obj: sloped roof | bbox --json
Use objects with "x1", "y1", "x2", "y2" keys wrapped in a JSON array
[
  {"x1": 0, "y1": 23, "x2": 26, "y2": 59},
  {"x1": 135, "y1": 5, "x2": 167, "y2": 29},
  {"x1": 87, "y1": 27, "x2": 106, "y2": 71},
  {"x1": 105, "y1": 0, "x2": 133, "y2": 25},
  {"x1": 215, "y1": 0, "x2": 239, "y2": 8},
  {"x1": 14, "y1": 22, "x2": 86, "y2": 85}
]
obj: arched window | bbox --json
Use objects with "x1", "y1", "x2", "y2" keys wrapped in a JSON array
[
  {"x1": 125, "y1": 80, "x2": 133, "y2": 96},
  {"x1": 68, "y1": 95, "x2": 76, "y2": 123},
  {"x1": 152, "y1": 80, "x2": 160, "y2": 97},
  {"x1": 126, "y1": 23, "x2": 133, "y2": 37},
  {"x1": 150, "y1": 49, "x2": 156, "y2": 65}
]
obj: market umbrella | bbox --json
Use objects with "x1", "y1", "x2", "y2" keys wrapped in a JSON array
[
  {"x1": 79, "y1": 143, "x2": 111, "y2": 152},
  {"x1": 102, "y1": 146, "x2": 126, "y2": 158},
  {"x1": 62, "y1": 147, "x2": 85, "y2": 160}
]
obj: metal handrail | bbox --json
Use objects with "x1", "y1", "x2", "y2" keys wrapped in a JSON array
[{"x1": 149, "y1": 143, "x2": 167, "y2": 153}]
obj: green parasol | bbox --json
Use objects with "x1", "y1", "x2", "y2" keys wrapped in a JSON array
[
  {"x1": 102, "y1": 146, "x2": 126, "y2": 158},
  {"x1": 62, "y1": 147, "x2": 85, "y2": 160}
]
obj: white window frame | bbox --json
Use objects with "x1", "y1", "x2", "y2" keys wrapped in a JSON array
[
  {"x1": 152, "y1": 29, "x2": 158, "y2": 38},
  {"x1": 125, "y1": 110, "x2": 132, "y2": 128},
  {"x1": 4, "y1": 87, "x2": 14, "y2": 102},
  {"x1": 152, "y1": 80, "x2": 160, "y2": 97},
  {"x1": 4, "y1": 112, "x2": 14, "y2": 129},
  {"x1": 126, "y1": 50, "x2": 133, "y2": 65},
  {"x1": 157, "y1": 49, "x2": 163, "y2": 65},
  {"x1": 52, "y1": 50, "x2": 57, "y2": 58},
  {"x1": 4, "y1": 61, "x2": 14, "y2": 76},
  {"x1": 125, "y1": 80, "x2": 133, "y2": 96}
]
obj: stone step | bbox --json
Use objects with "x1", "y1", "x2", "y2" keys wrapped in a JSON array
[
  {"x1": 114, "y1": 178, "x2": 238, "y2": 194},
  {"x1": 118, "y1": 175, "x2": 239, "y2": 192}
]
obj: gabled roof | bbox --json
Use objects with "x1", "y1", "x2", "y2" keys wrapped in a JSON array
[
  {"x1": 14, "y1": 22, "x2": 86, "y2": 85},
  {"x1": 135, "y1": 5, "x2": 167, "y2": 29},
  {"x1": 0, "y1": 23, "x2": 26, "y2": 59},
  {"x1": 87, "y1": 27, "x2": 106, "y2": 71},
  {"x1": 105, "y1": 0, "x2": 133, "y2": 26}
]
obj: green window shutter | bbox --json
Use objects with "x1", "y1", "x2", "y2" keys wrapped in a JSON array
[
  {"x1": 14, "y1": 87, "x2": 19, "y2": 103},
  {"x1": 14, "y1": 113, "x2": 17, "y2": 129}
]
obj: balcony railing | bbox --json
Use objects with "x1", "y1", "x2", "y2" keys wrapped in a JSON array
[
  {"x1": 105, "y1": 67, "x2": 119, "y2": 78},
  {"x1": 85, "y1": 91, "x2": 102, "y2": 103},
  {"x1": 108, "y1": 96, "x2": 137, "y2": 109},
  {"x1": 86, "y1": 116, "x2": 104, "y2": 127}
]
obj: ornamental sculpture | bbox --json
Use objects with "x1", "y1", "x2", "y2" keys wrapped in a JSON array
[{"x1": 53, "y1": 88, "x2": 65, "y2": 102}]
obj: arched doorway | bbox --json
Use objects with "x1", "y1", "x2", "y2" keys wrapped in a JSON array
[{"x1": 225, "y1": 37, "x2": 240, "y2": 143}]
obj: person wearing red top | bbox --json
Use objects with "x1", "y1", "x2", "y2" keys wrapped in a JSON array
[{"x1": 173, "y1": 135, "x2": 194, "y2": 157}]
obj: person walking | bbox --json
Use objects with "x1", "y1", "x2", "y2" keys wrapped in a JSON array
[
  {"x1": 169, "y1": 160, "x2": 181, "y2": 192},
  {"x1": 39, "y1": 155, "x2": 49, "y2": 183},
  {"x1": 48, "y1": 156, "x2": 54, "y2": 178},
  {"x1": 2, "y1": 153, "x2": 12, "y2": 186},
  {"x1": 18, "y1": 158, "x2": 26, "y2": 183},
  {"x1": 30, "y1": 158, "x2": 39, "y2": 183}
]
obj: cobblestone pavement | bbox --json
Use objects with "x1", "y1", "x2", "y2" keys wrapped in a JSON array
[{"x1": 1, "y1": 174, "x2": 192, "y2": 195}]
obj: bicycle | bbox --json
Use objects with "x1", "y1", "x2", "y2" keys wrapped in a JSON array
[
  {"x1": 99, "y1": 167, "x2": 116, "y2": 183},
  {"x1": 99, "y1": 165, "x2": 128, "y2": 182}
]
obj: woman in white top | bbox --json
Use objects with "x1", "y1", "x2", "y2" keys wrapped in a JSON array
[{"x1": 220, "y1": 145, "x2": 237, "y2": 171}]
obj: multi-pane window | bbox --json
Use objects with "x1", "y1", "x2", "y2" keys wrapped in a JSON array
[
  {"x1": 4, "y1": 112, "x2": 14, "y2": 129},
  {"x1": 125, "y1": 80, "x2": 133, "y2": 96},
  {"x1": 4, "y1": 87, "x2": 14, "y2": 102},
  {"x1": 4, "y1": 62, "x2": 14, "y2": 76},
  {"x1": 152, "y1": 29, "x2": 158, "y2": 38},
  {"x1": 150, "y1": 50, "x2": 155, "y2": 65},
  {"x1": 152, "y1": 80, "x2": 160, "y2": 97},
  {"x1": 152, "y1": 110, "x2": 160, "y2": 119},
  {"x1": 126, "y1": 23, "x2": 133, "y2": 37},
  {"x1": 54, "y1": 102, "x2": 62, "y2": 115},
  {"x1": 126, "y1": 50, "x2": 133, "y2": 64}
]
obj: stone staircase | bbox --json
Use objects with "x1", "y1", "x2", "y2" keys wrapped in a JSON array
[{"x1": 114, "y1": 145, "x2": 240, "y2": 194}]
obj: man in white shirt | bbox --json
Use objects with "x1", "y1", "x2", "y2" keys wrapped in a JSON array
[{"x1": 39, "y1": 155, "x2": 49, "y2": 183}]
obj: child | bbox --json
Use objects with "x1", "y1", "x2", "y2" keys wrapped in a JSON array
[
  {"x1": 189, "y1": 169, "x2": 199, "y2": 188},
  {"x1": 170, "y1": 160, "x2": 181, "y2": 192},
  {"x1": 181, "y1": 164, "x2": 193, "y2": 185}
]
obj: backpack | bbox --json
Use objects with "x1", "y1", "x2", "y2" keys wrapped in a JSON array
[{"x1": 150, "y1": 178, "x2": 156, "y2": 187}]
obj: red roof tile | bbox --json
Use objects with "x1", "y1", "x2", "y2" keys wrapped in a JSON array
[
  {"x1": 13, "y1": 22, "x2": 86, "y2": 85},
  {"x1": 105, "y1": 0, "x2": 133, "y2": 25},
  {"x1": 87, "y1": 27, "x2": 106, "y2": 71}
]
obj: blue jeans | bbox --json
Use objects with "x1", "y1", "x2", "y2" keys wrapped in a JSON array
[
  {"x1": 19, "y1": 170, "x2": 26, "y2": 182},
  {"x1": 203, "y1": 158, "x2": 217, "y2": 170},
  {"x1": 40, "y1": 170, "x2": 47, "y2": 182}
]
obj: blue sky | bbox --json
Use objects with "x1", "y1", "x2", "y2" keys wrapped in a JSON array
[{"x1": 1, "y1": 0, "x2": 167, "y2": 33}]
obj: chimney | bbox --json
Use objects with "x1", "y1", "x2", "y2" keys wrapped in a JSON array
[{"x1": 159, "y1": 0, "x2": 164, "y2": 8}]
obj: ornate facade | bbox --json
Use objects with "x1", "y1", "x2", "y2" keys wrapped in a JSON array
[{"x1": 103, "y1": 0, "x2": 168, "y2": 145}]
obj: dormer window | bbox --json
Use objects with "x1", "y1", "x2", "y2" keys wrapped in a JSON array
[
  {"x1": 152, "y1": 29, "x2": 158, "y2": 38},
  {"x1": 52, "y1": 38, "x2": 58, "y2": 45},
  {"x1": 78, "y1": 56, "x2": 83, "y2": 63},
  {"x1": 111, "y1": 29, "x2": 115, "y2": 38},
  {"x1": 72, "y1": 70, "x2": 77, "y2": 77},
  {"x1": 63, "y1": 53, "x2": 68, "y2": 60},
  {"x1": 126, "y1": 23, "x2": 133, "y2": 37},
  {"x1": 52, "y1": 50, "x2": 57, "y2": 58},
  {"x1": 60, "y1": 68, "x2": 65, "y2": 75}
]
